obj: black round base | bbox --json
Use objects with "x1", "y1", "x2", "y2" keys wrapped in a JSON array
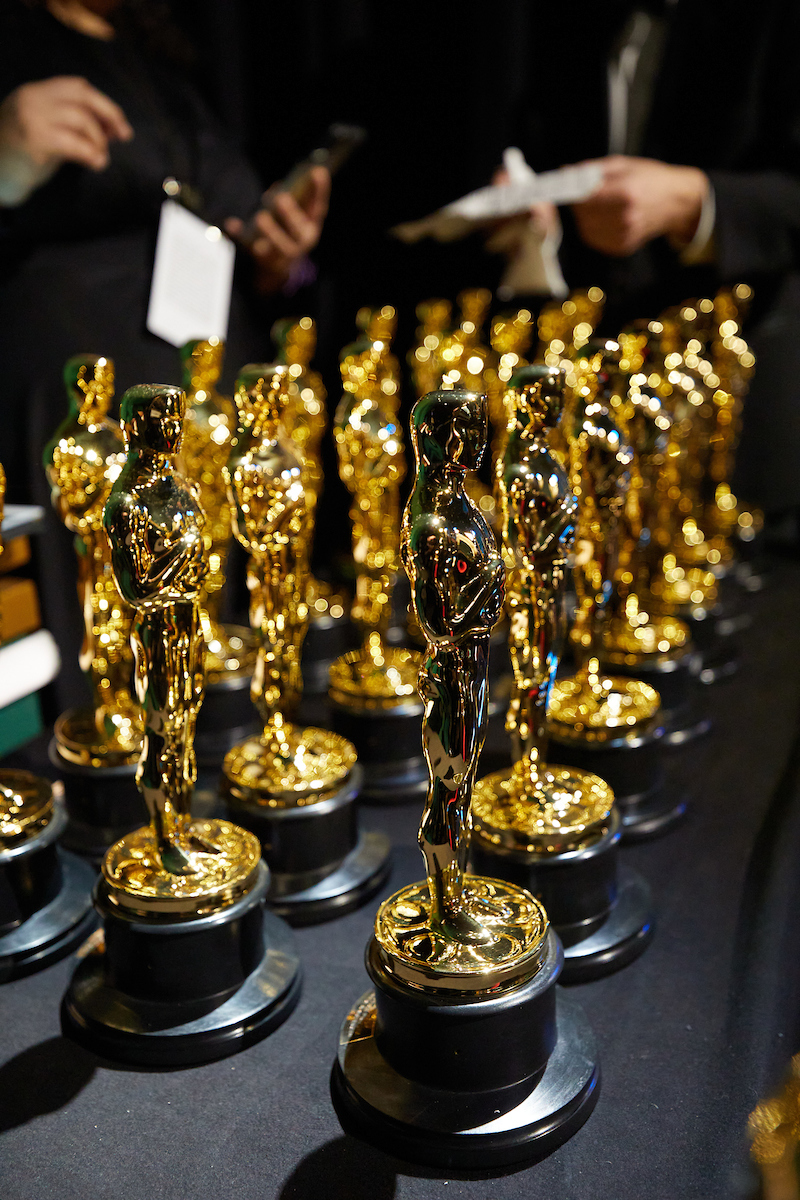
[
  {"x1": 547, "y1": 722, "x2": 663, "y2": 807},
  {"x1": 560, "y1": 867, "x2": 653, "y2": 983},
  {"x1": 686, "y1": 595, "x2": 748, "y2": 686},
  {"x1": 49, "y1": 740, "x2": 145, "y2": 859},
  {"x1": 332, "y1": 989, "x2": 599, "y2": 1169},
  {"x1": 618, "y1": 778, "x2": 689, "y2": 842},
  {"x1": 605, "y1": 648, "x2": 712, "y2": 747},
  {"x1": 359, "y1": 758, "x2": 429, "y2": 804},
  {"x1": 302, "y1": 610, "x2": 358, "y2": 695},
  {"x1": 61, "y1": 870, "x2": 301, "y2": 1066},
  {"x1": 684, "y1": 595, "x2": 752, "y2": 651},
  {"x1": 471, "y1": 810, "x2": 653, "y2": 981},
  {"x1": 698, "y1": 649, "x2": 739, "y2": 686},
  {"x1": 0, "y1": 851, "x2": 96, "y2": 983},
  {"x1": 660, "y1": 699, "x2": 713, "y2": 747},
  {"x1": 225, "y1": 768, "x2": 363, "y2": 877},
  {"x1": 329, "y1": 696, "x2": 427, "y2": 804},
  {"x1": 268, "y1": 831, "x2": 392, "y2": 925},
  {"x1": 194, "y1": 673, "x2": 259, "y2": 768}
]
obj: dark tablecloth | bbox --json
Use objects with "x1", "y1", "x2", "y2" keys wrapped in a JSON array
[{"x1": 1, "y1": 563, "x2": 799, "y2": 1200}]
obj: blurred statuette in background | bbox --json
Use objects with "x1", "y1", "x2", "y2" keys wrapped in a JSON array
[
  {"x1": 328, "y1": 345, "x2": 426, "y2": 802},
  {"x1": 471, "y1": 366, "x2": 653, "y2": 980},
  {"x1": 0, "y1": 455, "x2": 95, "y2": 979},
  {"x1": 547, "y1": 340, "x2": 686, "y2": 841},
  {"x1": 332, "y1": 388, "x2": 600, "y2": 1168},
  {"x1": 272, "y1": 316, "x2": 353, "y2": 695},
  {"x1": 179, "y1": 337, "x2": 259, "y2": 767},
  {"x1": 62, "y1": 384, "x2": 300, "y2": 1066},
  {"x1": 221, "y1": 362, "x2": 390, "y2": 923},
  {"x1": 44, "y1": 354, "x2": 145, "y2": 856}
]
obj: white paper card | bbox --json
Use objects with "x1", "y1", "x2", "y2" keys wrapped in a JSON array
[
  {"x1": 146, "y1": 200, "x2": 236, "y2": 348},
  {"x1": 391, "y1": 155, "x2": 603, "y2": 244}
]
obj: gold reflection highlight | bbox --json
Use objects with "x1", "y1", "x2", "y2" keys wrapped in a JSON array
[
  {"x1": 179, "y1": 337, "x2": 255, "y2": 681},
  {"x1": 44, "y1": 355, "x2": 142, "y2": 767},
  {"x1": 223, "y1": 364, "x2": 357, "y2": 805},
  {"x1": 376, "y1": 389, "x2": 548, "y2": 994},
  {"x1": 472, "y1": 368, "x2": 613, "y2": 856},
  {"x1": 330, "y1": 344, "x2": 420, "y2": 708},
  {"x1": 548, "y1": 340, "x2": 660, "y2": 740},
  {"x1": 102, "y1": 384, "x2": 260, "y2": 915}
]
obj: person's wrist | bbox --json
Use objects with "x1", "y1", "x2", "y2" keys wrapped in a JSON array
[{"x1": 668, "y1": 165, "x2": 709, "y2": 246}]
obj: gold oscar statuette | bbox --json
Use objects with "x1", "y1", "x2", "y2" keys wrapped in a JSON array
[
  {"x1": 354, "y1": 304, "x2": 401, "y2": 412},
  {"x1": 221, "y1": 362, "x2": 357, "y2": 805},
  {"x1": 272, "y1": 316, "x2": 346, "y2": 623},
  {"x1": 102, "y1": 385, "x2": 261, "y2": 913},
  {"x1": 373, "y1": 388, "x2": 548, "y2": 994},
  {"x1": 329, "y1": 349, "x2": 420, "y2": 710},
  {"x1": 408, "y1": 298, "x2": 452, "y2": 400},
  {"x1": 484, "y1": 307, "x2": 534, "y2": 465},
  {"x1": 537, "y1": 287, "x2": 606, "y2": 370},
  {"x1": 44, "y1": 355, "x2": 141, "y2": 767},
  {"x1": 472, "y1": 368, "x2": 614, "y2": 856},
  {"x1": 548, "y1": 340, "x2": 661, "y2": 742},
  {"x1": 602, "y1": 331, "x2": 691, "y2": 662},
  {"x1": 178, "y1": 336, "x2": 255, "y2": 680},
  {"x1": 434, "y1": 288, "x2": 492, "y2": 392}
]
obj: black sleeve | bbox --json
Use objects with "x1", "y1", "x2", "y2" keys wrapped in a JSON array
[
  {"x1": 709, "y1": 170, "x2": 800, "y2": 280},
  {"x1": 704, "y1": 0, "x2": 800, "y2": 281}
]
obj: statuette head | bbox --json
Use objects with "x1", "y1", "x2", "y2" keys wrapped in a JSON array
[
  {"x1": 411, "y1": 388, "x2": 487, "y2": 471},
  {"x1": 120, "y1": 384, "x2": 185, "y2": 454},
  {"x1": 234, "y1": 362, "x2": 291, "y2": 430},
  {"x1": 63, "y1": 354, "x2": 115, "y2": 421},
  {"x1": 180, "y1": 337, "x2": 224, "y2": 392},
  {"x1": 508, "y1": 365, "x2": 565, "y2": 431}
]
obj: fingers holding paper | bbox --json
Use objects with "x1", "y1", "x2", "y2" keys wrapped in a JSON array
[{"x1": 570, "y1": 155, "x2": 709, "y2": 257}]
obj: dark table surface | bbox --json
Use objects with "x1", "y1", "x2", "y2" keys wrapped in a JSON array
[{"x1": 2, "y1": 561, "x2": 799, "y2": 1200}]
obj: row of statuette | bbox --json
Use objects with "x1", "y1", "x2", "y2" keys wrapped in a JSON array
[{"x1": 0, "y1": 280, "x2": 757, "y2": 1168}]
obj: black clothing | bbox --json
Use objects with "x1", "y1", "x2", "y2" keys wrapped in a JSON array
[
  {"x1": 256, "y1": 0, "x2": 799, "y2": 514},
  {"x1": 0, "y1": 2, "x2": 267, "y2": 709},
  {"x1": 513, "y1": 0, "x2": 800, "y2": 513}
]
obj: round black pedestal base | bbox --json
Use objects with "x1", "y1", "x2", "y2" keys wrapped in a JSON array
[
  {"x1": 697, "y1": 647, "x2": 739, "y2": 686},
  {"x1": 548, "y1": 723, "x2": 661, "y2": 808},
  {"x1": 194, "y1": 673, "x2": 259, "y2": 767},
  {"x1": 605, "y1": 645, "x2": 700, "y2": 712},
  {"x1": 302, "y1": 611, "x2": 358, "y2": 695},
  {"x1": 329, "y1": 699, "x2": 426, "y2": 804},
  {"x1": 61, "y1": 867, "x2": 301, "y2": 1066},
  {"x1": 358, "y1": 757, "x2": 429, "y2": 804},
  {"x1": 269, "y1": 831, "x2": 392, "y2": 925},
  {"x1": 546, "y1": 725, "x2": 686, "y2": 841},
  {"x1": 605, "y1": 650, "x2": 712, "y2": 747},
  {"x1": 49, "y1": 740, "x2": 145, "y2": 859},
  {"x1": 224, "y1": 767, "x2": 391, "y2": 923},
  {"x1": 0, "y1": 850, "x2": 96, "y2": 983},
  {"x1": 617, "y1": 777, "x2": 689, "y2": 842},
  {"x1": 471, "y1": 810, "x2": 653, "y2": 981},
  {"x1": 559, "y1": 867, "x2": 653, "y2": 983},
  {"x1": 684, "y1": 601, "x2": 747, "y2": 686},
  {"x1": 332, "y1": 989, "x2": 599, "y2": 1169},
  {"x1": 660, "y1": 700, "x2": 713, "y2": 747}
]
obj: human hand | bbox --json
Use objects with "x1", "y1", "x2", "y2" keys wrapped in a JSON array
[
  {"x1": 0, "y1": 76, "x2": 132, "y2": 174},
  {"x1": 485, "y1": 163, "x2": 559, "y2": 254},
  {"x1": 225, "y1": 166, "x2": 330, "y2": 295},
  {"x1": 571, "y1": 155, "x2": 708, "y2": 256}
]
